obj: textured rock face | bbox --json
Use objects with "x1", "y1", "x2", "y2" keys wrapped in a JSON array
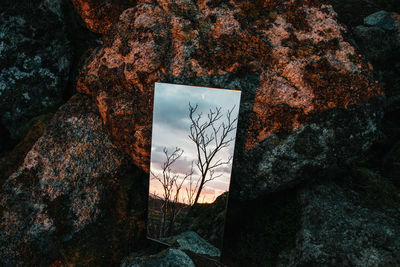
[
  {"x1": 71, "y1": 0, "x2": 136, "y2": 34},
  {"x1": 122, "y1": 231, "x2": 220, "y2": 266},
  {"x1": 363, "y1": 10, "x2": 399, "y2": 31},
  {"x1": 279, "y1": 182, "x2": 400, "y2": 266},
  {"x1": 0, "y1": 0, "x2": 72, "y2": 140},
  {"x1": 0, "y1": 94, "x2": 133, "y2": 266},
  {"x1": 0, "y1": 113, "x2": 53, "y2": 186},
  {"x1": 353, "y1": 11, "x2": 400, "y2": 97},
  {"x1": 77, "y1": 0, "x2": 384, "y2": 198},
  {"x1": 163, "y1": 231, "x2": 221, "y2": 257},
  {"x1": 122, "y1": 248, "x2": 196, "y2": 267}
]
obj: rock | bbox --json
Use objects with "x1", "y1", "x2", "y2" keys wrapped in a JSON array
[
  {"x1": 162, "y1": 231, "x2": 221, "y2": 257},
  {"x1": 222, "y1": 187, "x2": 301, "y2": 266},
  {"x1": 364, "y1": 10, "x2": 398, "y2": 31},
  {"x1": 278, "y1": 182, "x2": 400, "y2": 266},
  {"x1": 383, "y1": 141, "x2": 400, "y2": 187},
  {"x1": 0, "y1": 113, "x2": 53, "y2": 186},
  {"x1": 0, "y1": 94, "x2": 145, "y2": 266},
  {"x1": 121, "y1": 248, "x2": 195, "y2": 267},
  {"x1": 77, "y1": 0, "x2": 383, "y2": 198},
  {"x1": 353, "y1": 26, "x2": 391, "y2": 63},
  {"x1": 184, "y1": 192, "x2": 227, "y2": 247},
  {"x1": 71, "y1": 0, "x2": 136, "y2": 34},
  {"x1": 329, "y1": 0, "x2": 383, "y2": 26},
  {"x1": 353, "y1": 11, "x2": 400, "y2": 97},
  {"x1": 121, "y1": 231, "x2": 221, "y2": 266},
  {"x1": 0, "y1": 0, "x2": 73, "y2": 141}
]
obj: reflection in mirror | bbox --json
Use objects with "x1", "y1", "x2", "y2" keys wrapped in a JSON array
[{"x1": 147, "y1": 82, "x2": 241, "y2": 260}]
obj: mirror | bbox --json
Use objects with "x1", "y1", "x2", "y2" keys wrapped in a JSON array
[{"x1": 147, "y1": 82, "x2": 241, "y2": 260}]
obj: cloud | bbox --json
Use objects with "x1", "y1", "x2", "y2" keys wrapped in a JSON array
[
  {"x1": 150, "y1": 147, "x2": 200, "y2": 176},
  {"x1": 153, "y1": 83, "x2": 241, "y2": 133},
  {"x1": 214, "y1": 165, "x2": 232, "y2": 174}
]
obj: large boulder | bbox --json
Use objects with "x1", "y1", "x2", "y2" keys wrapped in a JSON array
[
  {"x1": 278, "y1": 181, "x2": 400, "y2": 266},
  {"x1": 77, "y1": 0, "x2": 384, "y2": 200},
  {"x1": 71, "y1": 0, "x2": 136, "y2": 34},
  {"x1": 0, "y1": 0, "x2": 72, "y2": 141},
  {"x1": 0, "y1": 94, "x2": 147, "y2": 266}
]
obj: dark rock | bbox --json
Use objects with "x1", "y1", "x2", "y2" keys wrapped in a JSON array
[
  {"x1": 293, "y1": 125, "x2": 323, "y2": 157},
  {"x1": 77, "y1": 0, "x2": 384, "y2": 199},
  {"x1": 121, "y1": 248, "x2": 195, "y2": 267},
  {"x1": 121, "y1": 231, "x2": 220, "y2": 266},
  {"x1": 0, "y1": 113, "x2": 53, "y2": 187},
  {"x1": 222, "y1": 187, "x2": 301, "y2": 266},
  {"x1": 162, "y1": 231, "x2": 220, "y2": 257},
  {"x1": 183, "y1": 191, "x2": 227, "y2": 248},
  {"x1": 0, "y1": 0, "x2": 73, "y2": 141},
  {"x1": 329, "y1": 0, "x2": 399, "y2": 27},
  {"x1": 233, "y1": 100, "x2": 383, "y2": 200},
  {"x1": 278, "y1": 182, "x2": 400, "y2": 266},
  {"x1": 0, "y1": 94, "x2": 140, "y2": 266},
  {"x1": 383, "y1": 141, "x2": 400, "y2": 186},
  {"x1": 353, "y1": 11, "x2": 400, "y2": 97},
  {"x1": 353, "y1": 25, "x2": 391, "y2": 63},
  {"x1": 364, "y1": 10, "x2": 397, "y2": 31}
]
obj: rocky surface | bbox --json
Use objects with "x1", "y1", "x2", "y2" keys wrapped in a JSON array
[
  {"x1": 77, "y1": 0, "x2": 384, "y2": 199},
  {"x1": 1, "y1": 1, "x2": 398, "y2": 266},
  {"x1": 184, "y1": 191, "x2": 227, "y2": 248},
  {"x1": 278, "y1": 181, "x2": 400, "y2": 266},
  {"x1": 353, "y1": 10, "x2": 400, "y2": 98},
  {"x1": 0, "y1": 94, "x2": 146, "y2": 266},
  {"x1": 363, "y1": 10, "x2": 399, "y2": 31},
  {"x1": 0, "y1": 0, "x2": 72, "y2": 141},
  {"x1": 330, "y1": 0, "x2": 399, "y2": 26},
  {"x1": 122, "y1": 231, "x2": 220, "y2": 267},
  {"x1": 272, "y1": 7, "x2": 400, "y2": 267},
  {"x1": 122, "y1": 248, "x2": 196, "y2": 267},
  {"x1": 222, "y1": 187, "x2": 301, "y2": 266},
  {"x1": 0, "y1": 113, "x2": 53, "y2": 186},
  {"x1": 72, "y1": 0, "x2": 136, "y2": 34},
  {"x1": 162, "y1": 231, "x2": 220, "y2": 257}
]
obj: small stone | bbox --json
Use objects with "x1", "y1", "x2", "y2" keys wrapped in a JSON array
[
  {"x1": 163, "y1": 231, "x2": 221, "y2": 257},
  {"x1": 364, "y1": 11, "x2": 397, "y2": 31},
  {"x1": 122, "y1": 248, "x2": 195, "y2": 267}
]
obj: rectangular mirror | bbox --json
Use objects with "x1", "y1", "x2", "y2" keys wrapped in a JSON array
[{"x1": 147, "y1": 82, "x2": 241, "y2": 259}]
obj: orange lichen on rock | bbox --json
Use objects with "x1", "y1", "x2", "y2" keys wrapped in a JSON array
[
  {"x1": 77, "y1": 0, "x2": 384, "y2": 170},
  {"x1": 72, "y1": 0, "x2": 136, "y2": 34},
  {"x1": 77, "y1": 3, "x2": 170, "y2": 171},
  {"x1": 244, "y1": 4, "x2": 383, "y2": 150}
]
